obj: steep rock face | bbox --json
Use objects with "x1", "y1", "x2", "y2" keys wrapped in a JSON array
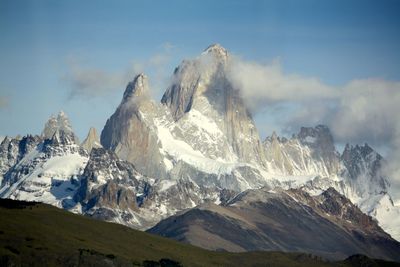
[
  {"x1": 149, "y1": 187, "x2": 400, "y2": 262},
  {"x1": 76, "y1": 147, "x2": 151, "y2": 227},
  {"x1": 81, "y1": 127, "x2": 102, "y2": 152},
  {"x1": 264, "y1": 134, "x2": 329, "y2": 177},
  {"x1": 341, "y1": 143, "x2": 388, "y2": 198},
  {"x1": 297, "y1": 125, "x2": 340, "y2": 175},
  {"x1": 263, "y1": 126, "x2": 341, "y2": 177},
  {"x1": 101, "y1": 74, "x2": 168, "y2": 179},
  {"x1": 101, "y1": 46, "x2": 268, "y2": 191},
  {"x1": 97, "y1": 45, "x2": 400, "y2": 238},
  {"x1": 161, "y1": 44, "x2": 266, "y2": 166}
]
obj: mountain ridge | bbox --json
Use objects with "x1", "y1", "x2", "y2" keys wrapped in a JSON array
[
  {"x1": 3, "y1": 198, "x2": 399, "y2": 267},
  {"x1": 0, "y1": 44, "x2": 399, "y2": 256}
]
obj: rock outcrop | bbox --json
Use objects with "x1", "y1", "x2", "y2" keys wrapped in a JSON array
[{"x1": 81, "y1": 127, "x2": 102, "y2": 152}]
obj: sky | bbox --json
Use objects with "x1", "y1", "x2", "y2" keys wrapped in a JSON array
[{"x1": 0, "y1": 0, "x2": 399, "y2": 145}]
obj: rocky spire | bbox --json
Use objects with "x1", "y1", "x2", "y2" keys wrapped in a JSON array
[
  {"x1": 100, "y1": 73, "x2": 165, "y2": 179},
  {"x1": 122, "y1": 73, "x2": 149, "y2": 103},
  {"x1": 42, "y1": 111, "x2": 79, "y2": 143},
  {"x1": 81, "y1": 127, "x2": 102, "y2": 152},
  {"x1": 161, "y1": 44, "x2": 266, "y2": 166},
  {"x1": 161, "y1": 44, "x2": 231, "y2": 120}
]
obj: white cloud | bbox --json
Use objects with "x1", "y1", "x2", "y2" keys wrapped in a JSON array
[
  {"x1": 332, "y1": 79, "x2": 400, "y2": 143},
  {"x1": 64, "y1": 43, "x2": 175, "y2": 99},
  {"x1": 226, "y1": 57, "x2": 337, "y2": 111},
  {"x1": 225, "y1": 56, "x2": 400, "y2": 199}
]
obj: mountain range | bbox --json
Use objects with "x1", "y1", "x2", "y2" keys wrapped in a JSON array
[{"x1": 1, "y1": 44, "x2": 399, "y2": 262}]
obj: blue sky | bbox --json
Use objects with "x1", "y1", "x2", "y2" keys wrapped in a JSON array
[{"x1": 1, "y1": 0, "x2": 400, "y2": 142}]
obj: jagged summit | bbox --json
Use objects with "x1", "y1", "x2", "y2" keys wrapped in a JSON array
[
  {"x1": 42, "y1": 111, "x2": 78, "y2": 143},
  {"x1": 122, "y1": 73, "x2": 149, "y2": 102},
  {"x1": 160, "y1": 43, "x2": 266, "y2": 166},
  {"x1": 162, "y1": 44, "x2": 235, "y2": 120}
]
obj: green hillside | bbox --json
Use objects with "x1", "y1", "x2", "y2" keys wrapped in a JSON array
[{"x1": 0, "y1": 199, "x2": 398, "y2": 267}]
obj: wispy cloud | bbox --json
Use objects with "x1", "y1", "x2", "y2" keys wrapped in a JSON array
[
  {"x1": 63, "y1": 61, "x2": 128, "y2": 98},
  {"x1": 63, "y1": 43, "x2": 175, "y2": 99},
  {"x1": 227, "y1": 57, "x2": 337, "y2": 111}
]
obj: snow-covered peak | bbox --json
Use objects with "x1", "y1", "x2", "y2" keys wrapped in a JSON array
[{"x1": 122, "y1": 73, "x2": 149, "y2": 102}]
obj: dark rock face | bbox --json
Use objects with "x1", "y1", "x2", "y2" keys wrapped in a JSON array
[
  {"x1": 100, "y1": 74, "x2": 167, "y2": 179},
  {"x1": 0, "y1": 135, "x2": 42, "y2": 177},
  {"x1": 149, "y1": 187, "x2": 400, "y2": 262},
  {"x1": 76, "y1": 147, "x2": 227, "y2": 229},
  {"x1": 341, "y1": 143, "x2": 388, "y2": 197},
  {"x1": 77, "y1": 148, "x2": 147, "y2": 212},
  {"x1": 297, "y1": 125, "x2": 340, "y2": 174},
  {"x1": 317, "y1": 188, "x2": 377, "y2": 229}
]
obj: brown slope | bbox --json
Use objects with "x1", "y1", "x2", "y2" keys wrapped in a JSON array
[{"x1": 148, "y1": 187, "x2": 400, "y2": 262}]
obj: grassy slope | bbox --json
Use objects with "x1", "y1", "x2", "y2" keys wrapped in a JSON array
[{"x1": 0, "y1": 200, "x2": 398, "y2": 267}]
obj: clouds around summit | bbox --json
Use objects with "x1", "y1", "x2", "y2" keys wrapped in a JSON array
[
  {"x1": 62, "y1": 48, "x2": 400, "y2": 196},
  {"x1": 60, "y1": 41, "x2": 400, "y2": 198}
]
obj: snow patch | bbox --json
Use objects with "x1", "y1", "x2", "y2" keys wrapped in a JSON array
[
  {"x1": 158, "y1": 179, "x2": 177, "y2": 192},
  {"x1": 42, "y1": 154, "x2": 87, "y2": 178}
]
